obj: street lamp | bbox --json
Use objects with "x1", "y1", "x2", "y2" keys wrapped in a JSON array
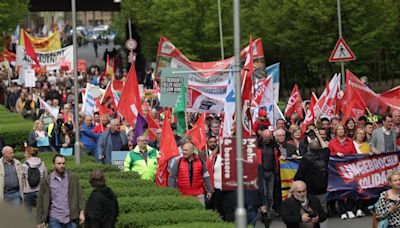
[{"x1": 71, "y1": 0, "x2": 81, "y2": 164}]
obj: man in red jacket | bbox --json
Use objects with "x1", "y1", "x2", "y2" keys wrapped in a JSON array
[{"x1": 168, "y1": 142, "x2": 213, "y2": 205}]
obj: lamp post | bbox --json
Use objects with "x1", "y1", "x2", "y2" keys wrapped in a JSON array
[
  {"x1": 71, "y1": 0, "x2": 80, "y2": 164},
  {"x1": 336, "y1": 0, "x2": 345, "y2": 89},
  {"x1": 233, "y1": 0, "x2": 246, "y2": 226},
  {"x1": 217, "y1": 0, "x2": 225, "y2": 60}
]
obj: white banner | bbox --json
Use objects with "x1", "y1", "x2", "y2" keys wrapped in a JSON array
[{"x1": 16, "y1": 45, "x2": 74, "y2": 72}]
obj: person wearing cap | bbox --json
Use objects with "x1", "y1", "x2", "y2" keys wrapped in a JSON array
[{"x1": 253, "y1": 109, "x2": 271, "y2": 136}]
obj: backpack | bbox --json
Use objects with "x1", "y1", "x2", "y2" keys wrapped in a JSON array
[{"x1": 25, "y1": 161, "x2": 42, "y2": 187}]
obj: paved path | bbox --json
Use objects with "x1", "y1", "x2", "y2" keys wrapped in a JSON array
[
  {"x1": 257, "y1": 216, "x2": 372, "y2": 228},
  {"x1": 77, "y1": 42, "x2": 120, "y2": 69}
]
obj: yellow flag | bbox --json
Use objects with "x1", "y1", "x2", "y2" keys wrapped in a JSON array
[{"x1": 19, "y1": 29, "x2": 61, "y2": 52}]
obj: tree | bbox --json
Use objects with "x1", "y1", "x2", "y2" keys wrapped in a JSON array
[{"x1": 0, "y1": 0, "x2": 29, "y2": 47}]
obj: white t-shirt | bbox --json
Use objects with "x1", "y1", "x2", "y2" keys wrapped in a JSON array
[{"x1": 213, "y1": 154, "x2": 222, "y2": 190}]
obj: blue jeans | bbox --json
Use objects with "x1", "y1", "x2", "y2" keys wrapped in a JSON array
[
  {"x1": 3, "y1": 191, "x2": 21, "y2": 208},
  {"x1": 48, "y1": 217, "x2": 77, "y2": 228},
  {"x1": 263, "y1": 171, "x2": 275, "y2": 210},
  {"x1": 246, "y1": 205, "x2": 258, "y2": 227},
  {"x1": 24, "y1": 191, "x2": 38, "y2": 212}
]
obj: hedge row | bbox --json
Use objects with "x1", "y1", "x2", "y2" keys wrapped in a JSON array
[
  {"x1": 150, "y1": 222, "x2": 236, "y2": 228},
  {"x1": 117, "y1": 209, "x2": 222, "y2": 228},
  {"x1": 117, "y1": 195, "x2": 203, "y2": 213},
  {"x1": 0, "y1": 107, "x2": 33, "y2": 148},
  {"x1": 83, "y1": 185, "x2": 180, "y2": 198}
]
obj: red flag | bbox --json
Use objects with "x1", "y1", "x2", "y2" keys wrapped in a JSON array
[
  {"x1": 380, "y1": 86, "x2": 400, "y2": 99},
  {"x1": 341, "y1": 90, "x2": 366, "y2": 125},
  {"x1": 346, "y1": 70, "x2": 400, "y2": 114},
  {"x1": 99, "y1": 83, "x2": 116, "y2": 115},
  {"x1": 112, "y1": 80, "x2": 124, "y2": 93},
  {"x1": 243, "y1": 35, "x2": 254, "y2": 76},
  {"x1": 147, "y1": 115, "x2": 160, "y2": 141},
  {"x1": 301, "y1": 93, "x2": 317, "y2": 133},
  {"x1": 284, "y1": 84, "x2": 304, "y2": 119},
  {"x1": 155, "y1": 110, "x2": 179, "y2": 187},
  {"x1": 241, "y1": 36, "x2": 254, "y2": 137},
  {"x1": 116, "y1": 64, "x2": 143, "y2": 125},
  {"x1": 22, "y1": 30, "x2": 40, "y2": 66},
  {"x1": 251, "y1": 77, "x2": 271, "y2": 108},
  {"x1": 315, "y1": 74, "x2": 341, "y2": 119},
  {"x1": 185, "y1": 113, "x2": 207, "y2": 151}
]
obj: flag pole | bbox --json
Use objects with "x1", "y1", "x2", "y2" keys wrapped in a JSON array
[
  {"x1": 185, "y1": 112, "x2": 189, "y2": 132},
  {"x1": 233, "y1": 0, "x2": 247, "y2": 226},
  {"x1": 241, "y1": 70, "x2": 248, "y2": 93}
]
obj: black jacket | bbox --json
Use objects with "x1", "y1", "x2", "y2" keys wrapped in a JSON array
[
  {"x1": 85, "y1": 186, "x2": 119, "y2": 228},
  {"x1": 261, "y1": 141, "x2": 280, "y2": 174},
  {"x1": 281, "y1": 195, "x2": 327, "y2": 228},
  {"x1": 294, "y1": 148, "x2": 330, "y2": 195}
]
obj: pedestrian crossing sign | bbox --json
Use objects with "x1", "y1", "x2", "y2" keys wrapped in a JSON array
[{"x1": 329, "y1": 37, "x2": 356, "y2": 62}]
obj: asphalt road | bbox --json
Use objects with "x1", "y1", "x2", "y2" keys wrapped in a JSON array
[
  {"x1": 257, "y1": 216, "x2": 372, "y2": 228},
  {"x1": 76, "y1": 41, "x2": 120, "y2": 69}
]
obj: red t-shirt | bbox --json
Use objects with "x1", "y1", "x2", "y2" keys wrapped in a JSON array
[
  {"x1": 328, "y1": 137, "x2": 357, "y2": 156},
  {"x1": 253, "y1": 119, "x2": 271, "y2": 133}
]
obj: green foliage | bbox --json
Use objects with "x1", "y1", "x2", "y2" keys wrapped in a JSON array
[
  {"x1": 0, "y1": 107, "x2": 33, "y2": 148},
  {"x1": 117, "y1": 195, "x2": 203, "y2": 213},
  {"x1": 117, "y1": 209, "x2": 222, "y2": 228},
  {"x1": 83, "y1": 185, "x2": 180, "y2": 198},
  {"x1": 151, "y1": 223, "x2": 235, "y2": 228},
  {"x1": 0, "y1": 0, "x2": 29, "y2": 46}
]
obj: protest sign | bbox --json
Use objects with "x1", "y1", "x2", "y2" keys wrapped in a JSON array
[
  {"x1": 111, "y1": 151, "x2": 130, "y2": 171},
  {"x1": 16, "y1": 45, "x2": 73, "y2": 72},
  {"x1": 328, "y1": 151, "x2": 400, "y2": 200},
  {"x1": 221, "y1": 137, "x2": 258, "y2": 191},
  {"x1": 23, "y1": 68, "x2": 35, "y2": 87}
]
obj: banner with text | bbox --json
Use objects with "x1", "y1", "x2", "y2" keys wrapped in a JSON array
[
  {"x1": 16, "y1": 45, "x2": 73, "y2": 72},
  {"x1": 328, "y1": 151, "x2": 400, "y2": 200},
  {"x1": 156, "y1": 36, "x2": 266, "y2": 112},
  {"x1": 221, "y1": 137, "x2": 258, "y2": 191}
]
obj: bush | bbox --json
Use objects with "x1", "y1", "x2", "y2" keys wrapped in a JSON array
[
  {"x1": 117, "y1": 195, "x2": 203, "y2": 213},
  {"x1": 150, "y1": 222, "x2": 235, "y2": 228},
  {"x1": 0, "y1": 107, "x2": 33, "y2": 148},
  {"x1": 83, "y1": 186, "x2": 180, "y2": 198},
  {"x1": 80, "y1": 178, "x2": 154, "y2": 190},
  {"x1": 117, "y1": 209, "x2": 222, "y2": 228}
]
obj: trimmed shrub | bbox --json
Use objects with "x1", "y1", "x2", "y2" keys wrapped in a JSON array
[
  {"x1": 0, "y1": 107, "x2": 33, "y2": 148},
  {"x1": 80, "y1": 178, "x2": 154, "y2": 190},
  {"x1": 150, "y1": 222, "x2": 235, "y2": 228},
  {"x1": 117, "y1": 209, "x2": 222, "y2": 228},
  {"x1": 83, "y1": 186, "x2": 180, "y2": 198},
  {"x1": 117, "y1": 195, "x2": 203, "y2": 213}
]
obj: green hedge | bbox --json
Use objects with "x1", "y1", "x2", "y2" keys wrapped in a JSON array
[
  {"x1": 80, "y1": 178, "x2": 154, "y2": 190},
  {"x1": 151, "y1": 222, "x2": 235, "y2": 228},
  {"x1": 117, "y1": 209, "x2": 222, "y2": 228},
  {"x1": 0, "y1": 107, "x2": 33, "y2": 148},
  {"x1": 83, "y1": 185, "x2": 180, "y2": 198},
  {"x1": 117, "y1": 195, "x2": 203, "y2": 213}
]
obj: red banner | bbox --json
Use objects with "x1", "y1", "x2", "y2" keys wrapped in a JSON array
[
  {"x1": 346, "y1": 70, "x2": 400, "y2": 114},
  {"x1": 221, "y1": 137, "x2": 258, "y2": 191}
]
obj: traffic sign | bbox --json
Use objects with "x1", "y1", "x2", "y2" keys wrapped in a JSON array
[
  {"x1": 125, "y1": 38, "x2": 137, "y2": 51},
  {"x1": 329, "y1": 38, "x2": 356, "y2": 62}
]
